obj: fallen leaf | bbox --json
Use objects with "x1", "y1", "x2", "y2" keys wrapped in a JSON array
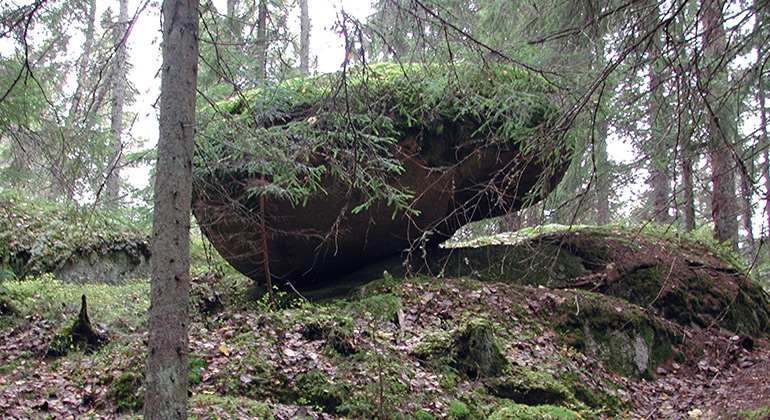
[{"x1": 218, "y1": 344, "x2": 229, "y2": 356}]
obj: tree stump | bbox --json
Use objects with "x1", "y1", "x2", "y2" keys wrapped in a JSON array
[
  {"x1": 46, "y1": 294, "x2": 106, "y2": 357},
  {"x1": 71, "y1": 294, "x2": 106, "y2": 351}
]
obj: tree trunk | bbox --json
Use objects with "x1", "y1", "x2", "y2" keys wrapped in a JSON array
[
  {"x1": 646, "y1": 5, "x2": 672, "y2": 224},
  {"x1": 69, "y1": 0, "x2": 97, "y2": 121},
  {"x1": 680, "y1": 138, "x2": 696, "y2": 232},
  {"x1": 71, "y1": 294, "x2": 105, "y2": 351},
  {"x1": 299, "y1": 0, "x2": 310, "y2": 74},
  {"x1": 594, "y1": 131, "x2": 611, "y2": 225},
  {"x1": 701, "y1": 0, "x2": 738, "y2": 248},
  {"x1": 143, "y1": 0, "x2": 198, "y2": 417},
  {"x1": 106, "y1": 0, "x2": 130, "y2": 205},
  {"x1": 256, "y1": 0, "x2": 268, "y2": 80},
  {"x1": 739, "y1": 166, "x2": 754, "y2": 253},
  {"x1": 227, "y1": 0, "x2": 239, "y2": 38},
  {"x1": 758, "y1": 51, "x2": 770, "y2": 258}
]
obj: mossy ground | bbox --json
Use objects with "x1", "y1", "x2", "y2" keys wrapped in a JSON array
[{"x1": 0, "y1": 225, "x2": 768, "y2": 419}]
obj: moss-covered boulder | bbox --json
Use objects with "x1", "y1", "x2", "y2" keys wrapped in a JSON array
[
  {"x1": 549, "y1": 289, "x2": 683, "y2": 379},
  {"x1": 192, "y1": 63, "x2": 569, "y2": 289},
  {"x1": 391, "y1": 225, "x2": 770, "y2": 378},
  {"x1": 426, "y1": 226, "x2": 770, "y2": 339},
  {"x1": 489, "y1": 404, "x2": 580, "y2": 420},
  {"x1": 0, "y1": 196, "x2": 150, "y2": 283},
  {"x1": 487, "y1": 368, "x2": 572, "y2": 406},
  {"x1": 415, "y1": 318, "x2": 509, "y2": 379}
]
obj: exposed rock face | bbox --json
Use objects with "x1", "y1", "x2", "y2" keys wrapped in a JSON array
[
  {"x1": 0, "y1": 196, "x2": 151, "y2": 283},
  {"x1": 55, "y1": 248, "x2": 150, "y2": 284},
  {"x1": 193, "y1": 64, "x2": 569, "y2": 288}
]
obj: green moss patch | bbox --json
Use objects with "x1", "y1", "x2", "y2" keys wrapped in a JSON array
[
  {"x1": 489, "y1": 404, "x2": 581, "y2": 420},
  {"x1": 195, "y1": 61, "x2": 561, "y2": 222},
  {"x1": 415, "y1": 318, "x2": 508, "y2": 379},
  {"x1": 190, "y1": 394, "x2": 274, "y2": 419},
  {"x1": 110, "y1": 372, "x2": 144, "y2": 413},
  {"x1": 551, "y1": 289, "x2": 682, "y2": 378},
  {"x1": 487, "y1": 368, "x2": 571, "y2": 406}
]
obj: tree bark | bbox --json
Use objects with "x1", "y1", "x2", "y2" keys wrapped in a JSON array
[
  {"x1": 594, "y1": 130, "x2": 611, "y2": 225},
  {"x1": 143, "y1": 0, "x2": 198, "y2": 417},
  {"x1": 299, "y1": 0, "x2": 310, "y2": 74},
  {"x1": 106, "y1": 0, "x2": 130, "y2": 204},
  {"x1": 69, "y1": 0, "x2": 97, "y2": 122},
  {"x1": 226, "y1": 0, "x2": 239, "y2": 38},
  {"x1": 256, "y1": 0, "x2": 268, "y2": 80},
  {"x1": 757, "y1": 43, "x2": 770, "y2": 257},
  {"x1": 680, "y1": 138, "x2": 696, "y2": 232},
  {"x1": 739, "y1": 166, "x2": 754, "y2": 253},
  {"x1": 646, "y1": 5, "x2": 672, "y2": 224},
  {"x1": 701, "y1": 0, "x2": 738, "y2": 248}
]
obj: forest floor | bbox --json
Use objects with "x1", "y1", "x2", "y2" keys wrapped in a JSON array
[{"x1": 1, "y1": 227, "x2": 769, "y2": 419}]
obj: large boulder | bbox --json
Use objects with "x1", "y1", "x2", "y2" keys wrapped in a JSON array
[{"x1": 193, "y1": 63, "x2": 570, "y2": 289}]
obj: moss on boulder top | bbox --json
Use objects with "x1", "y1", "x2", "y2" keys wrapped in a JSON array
[
  {"x1": 0, "y1": 195, "x2": 150, "y2": 283},
  {"x1": 193, "y1": 63, "x2": 571, "y2": 288}
]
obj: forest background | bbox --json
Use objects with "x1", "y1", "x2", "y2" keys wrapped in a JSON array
[
  {"x1": 1, "y1": 0, "x2": 769, "y2": 282},
  {"x1": 2, "y1": 0, "x2": 770, "y2": 418}
]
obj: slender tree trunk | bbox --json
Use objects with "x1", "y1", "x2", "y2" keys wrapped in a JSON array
[
  {"x1": 701, "y1": 0, "x2": 738, "y2": 248},
  {"x1": 106, "y1": 0, "x2": 130, "y2": 204},
  {"x1": 69, "y1": 0, "x2": 97, "y2": 121},
  {"x1": 299, "y1": 0, "x2": 310, "y2": 74},
  {"x1": 594, "y1": 130, "x2": 611, "y2": 225},
  {"x1": 227, "y1": 0, "x2": 238, "y2": 37},
  {"x1": 760, "y1": 75, "x2": 770, "y2": 257},
  {"x1": 143, "y1": 0, "x2": 198, "y2": 417},
  {"x1": 680, "y1": 138, "x2": 696, "y2": 232},
  {"x1": 48, "y1": 0, "x2": 97, "y2": 200},
  {"x1": 739, "y1": 166, "x2": 754, "y2": 253},
  {"x1": 646, "y1": 5, "x2": 672, "y2": 224},
  {"x1": 584, "y1": 4, "x2": 611, "y2": 226},
  {"x1": 256, "y1": 0, "x2": 268, "y2": 80}
]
